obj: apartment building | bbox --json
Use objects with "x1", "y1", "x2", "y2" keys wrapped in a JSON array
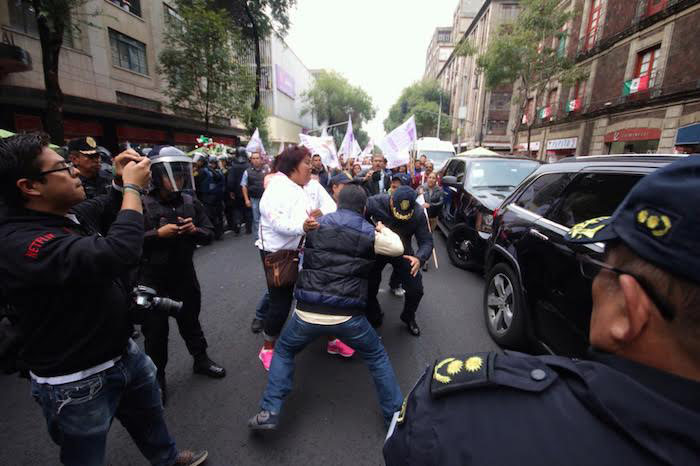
[
  {"x1": 424, "y1": 27, "x2": 453, "y2": 81},
  {"x1": 516, "y1": 0, "x2": 700, "y2": 161},
  {"x1": 0, "y1": 0, "x2": 249, "y2": 149},
  {"x1": 438, "y1": 0, "x2": 520, "y2": 153}
]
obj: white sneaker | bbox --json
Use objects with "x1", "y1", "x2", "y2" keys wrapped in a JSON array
[{"x1": 390, "y1": 287, "x2": 405, "y2": 297}]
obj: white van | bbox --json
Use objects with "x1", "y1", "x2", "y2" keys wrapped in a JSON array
[{"x1": 410, "y1": 137, "x2": 456, "y2": 171}]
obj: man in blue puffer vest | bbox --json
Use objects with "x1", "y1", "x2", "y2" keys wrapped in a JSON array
[{"x1": 248, "y1": 184, "x2": 405, "y2": 431}]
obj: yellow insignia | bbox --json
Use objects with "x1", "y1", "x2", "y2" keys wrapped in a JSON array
[
  {"x1": 433, "y1": 357, "x2": 456, "y2": 384},
  {"x1": 396, "y1": 396, "x2": 407, "y2": 424},
  {"x1": 637, "y1": 209, "x2": 671, "y2": 237},
  {"x1": 465, "y1": 356, "x2": 483, "y2": 373},
  {"x1": 446, "y1": 359, "x2": 463, "y2": 375},
  {"x1": 86, "y1": 136, "x2": 97, "y2": 148},
  {"x1": 568, "y1": 216, "x2": 610, "y2": 239},
  {"x1": 400, "y1": 199, "x2": 411, "y2": 211}
]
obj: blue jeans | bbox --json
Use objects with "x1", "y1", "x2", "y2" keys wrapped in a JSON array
[
  {"x1": 261, "y1": 314, "x2": 403, "y2": 423},
  {"x1": 30, "y1": 339, "x2": 178, "y2": 466},
  {"x1": 251, "y1": 197, "x2": 261, "y2": 240},
  {"x1": 255, "y1": 291, "x2": 270, "y2": 321}
]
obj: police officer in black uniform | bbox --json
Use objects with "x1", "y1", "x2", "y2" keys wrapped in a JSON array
[
  {"x1": 226, "y1": 146, "x2": 252, "y2": 235},
  {"x1": 67, "y1": 137, "x2": 112, "y2": 199},
  {"x1": 140, "y1": 146, "x2": 226, "y2": 403},
  {"x1": 366, "y1": 186, "x2": 433, "y2": 336},
  {"x1": 384, "y1": 157, "x2": 700, "y2": 465}
]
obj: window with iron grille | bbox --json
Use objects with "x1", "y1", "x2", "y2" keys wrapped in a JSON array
[
  {"x1": 108, "y1": 0, "x2": 141, "y2": 17},
  {"x1": 585, "y1": 0, "x2": 602, "y2": 50},
  {"x1": 7, "y1": 0, "x2": 75, "y2": 47},
  {"x1": 635, "y1": 45, "x2": 661, "y2": 88},
  {"x1": 109, "y1": 29, "x2": 148, "y2": 75},
  {"x1": 646, "y1": 0, "x2": 668, "y2": 17}
]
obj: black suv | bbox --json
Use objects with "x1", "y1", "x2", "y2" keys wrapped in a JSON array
[
  {"x1": 482, "y1": 155, "x2": 686, "y2": 356},
  {"x1": 437, "y1": 155, "x2": 540, "y2": 270}
]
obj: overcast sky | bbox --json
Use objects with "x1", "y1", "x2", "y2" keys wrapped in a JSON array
[{"x1": 285, "y1": 0, "x2": 459, "y2": 141}]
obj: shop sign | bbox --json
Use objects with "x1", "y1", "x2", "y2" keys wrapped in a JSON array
[
  {"x1": 604, "y1": 127, "x2": 661, "y2": 143},
  {"x1": 275, "y1": 65, "x2": 296, "y2": 99},
  {"x1": 546, "y1": 137, "x2": 578, "y2": 150},
  {"x1": 517, "y1": 141, "x2": 540, "y2": 151}
]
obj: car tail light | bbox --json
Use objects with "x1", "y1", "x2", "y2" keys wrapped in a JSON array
[{"x1": 493, "y1": 207, "x2": 500, "y2": 219}]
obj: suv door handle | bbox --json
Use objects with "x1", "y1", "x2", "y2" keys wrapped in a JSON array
[{"x1": 529, "y1": 228, "x2": 549, "y2": 241}]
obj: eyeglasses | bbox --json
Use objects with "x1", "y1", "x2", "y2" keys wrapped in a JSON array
[
  {"x1": 576, "y1": 253, "x2": 675, "y2": 320},
  {"x1": 35, "y1": 161, "x2": 77, "y2": 178}
]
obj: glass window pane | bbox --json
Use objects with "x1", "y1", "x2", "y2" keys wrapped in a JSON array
[{"x1": 515, "y1": 173, "x2": 573, "y2": 216}]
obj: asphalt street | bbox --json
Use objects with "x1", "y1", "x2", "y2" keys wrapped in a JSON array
[{"x1": 0, "y1": 231, "x2": 498, "y2": 466}]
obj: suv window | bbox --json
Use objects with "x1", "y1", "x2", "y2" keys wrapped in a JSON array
[
  {"x1": 515, "y1": 173, "x2": 573, "y2": 216},
  {"x1": 445, "y1": 160, "x2": 466, "y2": 182},
  {"x1": 547, "y1": 173, "x2": 643, "y2": 227},
  {"x1": 467, "y1": 160, "x2": 540, "y2": 189}
]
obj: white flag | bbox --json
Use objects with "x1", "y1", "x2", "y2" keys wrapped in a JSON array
[
  {"x1": 379, "y1": 115, "x2": 417, "y2": 169},
  {"x1": 339, "y1": 116, "x2": 359, "y2": 158},
  {"x1": 299, "y1": 133, "x2": 339, "y2": 168},
  {"x1": 361, "y1": 138, "x2": 375, "y2": 158},
  {"x1": 245, "y1": 128, "x2": 266, "y2": 156}
]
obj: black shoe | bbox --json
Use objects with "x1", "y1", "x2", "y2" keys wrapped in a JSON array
[
  {"x1": 401, "y1": 316, "x2": 420, "y2": 336},
  {"x1": 369, "y1": 312, "x2": 384, "y2": 329},
  {"x1": 174, "y1": 449, "x2": 208, "y2": 465},
  {"x1": 245, "y1": 227, "x2": 253, "y2": 235},
  {"x1": 157, "y1": 373, "x2": 167, "y2": 406},
  {"x1": 421, "y1": 262, "x2": 428, "y2": 272},
  {"x1": 193, "y1": 355, "x2": 226, "y2": 378},
  {"x1": 251, "y1": 318, "x2": 264, "y2": 334},
  {"x1": 248, "y1": 410, "x2": 279, "y2": 431}
]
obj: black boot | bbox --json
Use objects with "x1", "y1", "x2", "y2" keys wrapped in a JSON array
[
  {"x1": 400, "y1": 314, "x2": 421, "y2": 336},
  {"x1": 251, "y1": 318, "x2": 264, "y2": 334},
  {"x1": 193, "y1": 353, "x2": 226, "y2": 378}
]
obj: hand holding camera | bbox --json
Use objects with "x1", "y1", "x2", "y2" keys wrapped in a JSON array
[{"x1": 122, "y1": 156, "x2": 151, "y2": 190}]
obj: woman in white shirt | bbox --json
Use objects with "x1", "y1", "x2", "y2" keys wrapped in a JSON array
[{"x1": 256, "y1": 146, "x2": 320, "y2": 369}]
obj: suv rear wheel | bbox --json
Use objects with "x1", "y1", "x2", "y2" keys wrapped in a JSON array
[
  {"x1": 446, "y1": 225, "x2": 480, "y2": 270},
  {"x1": 484, "y1": 263, "x2": 527, "y2": 349}
]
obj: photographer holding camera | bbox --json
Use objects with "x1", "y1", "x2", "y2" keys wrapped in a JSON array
[
  {"x1": 140, "y1": 146, "x2": 226, "y2": 404},
  {"x1": 0, "y1": 134, "x2": 207, "y2": 466}
]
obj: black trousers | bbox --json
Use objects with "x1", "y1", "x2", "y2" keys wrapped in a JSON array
[
  {"x1": 259, "y1": 250, "x2": 295, "y2": 338},
  {"x1": 141, "y1": 265, "x2": 208, "y2": 377},
  {"x1": 232, "y1": 198, "x2": 252, "y2": 233},
  {"x1": 367, "y1": 255, "x2": 424, "y2": 322},
  {"x1": 204, "y1": 201, "x2": 224, "y2": 239},
  {"x1": 224, "y1": 196, "x2": 236, "y2": 231}
]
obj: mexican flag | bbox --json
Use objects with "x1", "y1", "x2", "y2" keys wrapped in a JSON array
[
  {"x1": 539, "y1": 106, "x2": 551, "y2": 119},
  {"x1": 567, "y1": 99, "x2": 581, "y2": 112},
  {"x1": 623, "y1": 75, "x2": 650, "y2": 96}
]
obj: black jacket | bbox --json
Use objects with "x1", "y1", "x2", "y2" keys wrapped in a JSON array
[
  {"x1": 295, "y1": 209, "x2": 375, "y2": 316},
  {"x1": 366, "y1": 194, "x2": 433, "y2": 264},
  {"x1": 0, "y1": 190, "x2": 141, "y2": 377},
  {"x1": 141, "y1": 192, "x2": 213, "y2": 269},
  {"x1": 385, "y1": 350, "x2": 700, "y2": 466},
  {"x1": 227, "y1": 157, "x2": 249, "y2": 198},
  {"x1": 80, "y1": 171, "x2": 112, "y2": 199},
  {"x1": 362, "y1": 170, "x2": 389, "y2": 196}
]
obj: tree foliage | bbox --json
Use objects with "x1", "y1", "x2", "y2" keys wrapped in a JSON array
[
  {"x1": 159, "y1": 0, "x2": 254, "y2": 132},
  {"x1": 302, "y1": 70, "x2": 375, "y2": 147},
  {"x1": 384, "y1": 80, "x2": 451, "y2": 139},
  {"x1": 224, "y1": 0, "x2": 297, "y2": 111},
  {"x1": 459, "y1": 0, "x2": 586, "y2": 148}
]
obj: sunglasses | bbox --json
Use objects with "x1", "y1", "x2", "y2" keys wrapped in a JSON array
[
  {"x1": 35, "y1": 161, "x2": 78, "y2": 178},
  {"x1": 576, "y1": 253, "x2": 675, "y2": 320}
]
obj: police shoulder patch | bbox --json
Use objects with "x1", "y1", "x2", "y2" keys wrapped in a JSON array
[{"x1": 430, "y1": 352, "x2": 495, "y2": 398}]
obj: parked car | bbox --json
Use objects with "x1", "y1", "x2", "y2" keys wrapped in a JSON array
[
  {"x1": 482, "y1": 154, "x2": 686, "y2": 357},
  {"x1": 436, "y1": 155, "x2": 540, "y2": 270}
]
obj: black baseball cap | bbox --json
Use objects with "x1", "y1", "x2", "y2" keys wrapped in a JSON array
[
  {"x1": 330, "y1": 172, "x2": 353, "y2": 186},
  {"x1": 391, "y1": 185, "x2": 416, "y2": 221},
  {"x1": 565, "y1": 156, "x2": 700, "y2": 284},
  {"x1": 67, "y1": 137, "x2": 98, "y2": 155}
]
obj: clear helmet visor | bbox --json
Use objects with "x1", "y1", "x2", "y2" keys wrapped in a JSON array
[{"x1": 151, "y1": 158, "x2": 195, "y2": 193}]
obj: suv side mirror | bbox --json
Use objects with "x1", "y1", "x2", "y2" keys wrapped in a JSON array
[{"x1": 442, "y1": 175, "x2": 458, "y2": 186}]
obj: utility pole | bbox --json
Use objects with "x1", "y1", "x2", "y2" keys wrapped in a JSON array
[{"x1": 436, "y1": 92, "x2": 442, "y2": 139}]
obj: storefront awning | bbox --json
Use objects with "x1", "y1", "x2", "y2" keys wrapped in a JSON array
[{"x1": 676, "y1": 123, "x2": 700, "y2": 145}]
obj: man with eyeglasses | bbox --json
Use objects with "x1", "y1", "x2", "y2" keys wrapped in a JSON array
[
  {"x1": 68, "y1": 137, "x2": 113, "y2": 199},
  {"x1": 0, "y1": 133, "x2": 208, "y2": 466},
  {"x1": 384, "y1": 156, "x2": 700, "y2": 465}
]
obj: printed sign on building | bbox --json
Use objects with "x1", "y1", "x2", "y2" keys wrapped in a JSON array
[{"x1": 275, "y1": 65, "x2": 296, "y2": 99}]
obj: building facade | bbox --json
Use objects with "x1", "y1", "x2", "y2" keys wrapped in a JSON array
[
  {"x1": 515, "y1": 0, "x2": 700, "y2": 161},
  {"x1": 438, "y1": 0, "x2": 521, "y2": 153},
  {"x1": 0, "y1": 0, "x2": 250, "y2": 150},
  {"x1": 424, "y1": 27, "x2": 453, "y2": 81}
]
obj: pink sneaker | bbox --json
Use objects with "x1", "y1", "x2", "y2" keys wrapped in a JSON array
[
  {"x1": 258, "y1": 347, "x2": 274, "y2": 371},
  {"x1": 327, "y1": 339, "x2": 355, "y2": 358}
]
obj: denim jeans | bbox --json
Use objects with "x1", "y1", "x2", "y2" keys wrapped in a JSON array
[
  {"x1": 255, "y1": 291, "x2": 270, "y2": 321},
  {"x1": 251, "y1": 197, "x2": 261, "y2": 240},
  {"x1": 30, "y1": 339, "x2": 178, "y2": 466},
  {"x1": 261, "y1": 313, "x2": 403, "y2": 423}
]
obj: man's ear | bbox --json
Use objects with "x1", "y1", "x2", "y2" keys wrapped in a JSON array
[
  {"x1": 615, "y1": 274, "x2": 652, "y2": 343},
  {"x1": 16, "y1": 178, "x2": 42, "y2": 200}
]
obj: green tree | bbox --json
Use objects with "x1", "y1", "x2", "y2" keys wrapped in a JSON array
[
  {"x1": 28, "y1": 0, "x2": 93, "y2": 144},
  {"x1": 384, "y1": 80, "x2": 451, "y2": 139},
  {"x1": 302, "y1": 70, "x2": 375, "y2": 147},
  {"x1": 224, "y1": 0, "x2": 297, "y2": 112},
  {"x1": 159, "y1": 0, "x2": 254, "y2": 133},
  {"x1": 458, "y1": 0, "x2": 586, "y2": 151}
]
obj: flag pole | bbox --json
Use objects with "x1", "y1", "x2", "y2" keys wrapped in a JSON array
[{"x1": 424, "y1": 210, "x2": 439, "y2": 269}]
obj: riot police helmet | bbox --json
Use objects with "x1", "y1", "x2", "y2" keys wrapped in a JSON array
[{"x1": 148, "y1": 145, "x2": 195, "y2": 193}]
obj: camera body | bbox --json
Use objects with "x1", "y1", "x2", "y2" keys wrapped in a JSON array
[{"x1": 131, "y1": 285, "x2": 182, "y2": 324}]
